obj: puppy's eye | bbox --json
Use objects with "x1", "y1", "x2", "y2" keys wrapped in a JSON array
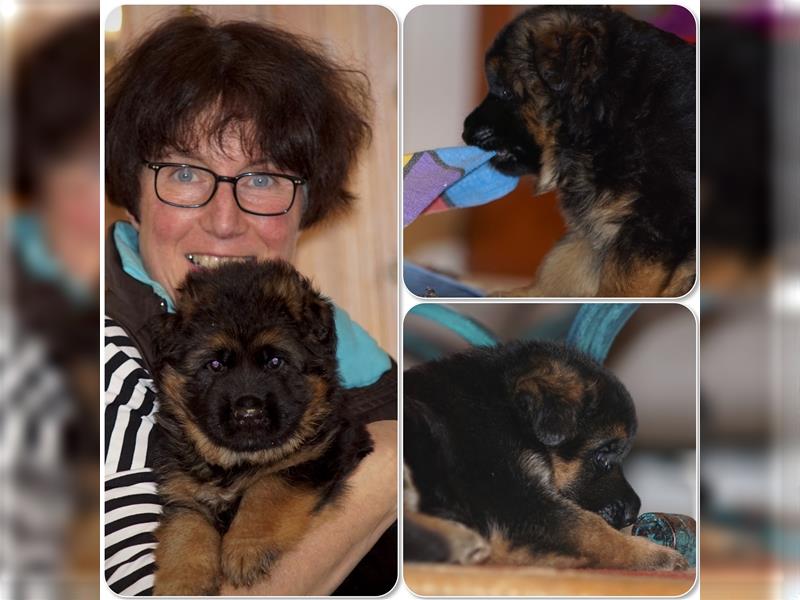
[
  {"x1": 207, "y1": 359, "x2": 225, "y2": 373},
  {"x1": 594, "y1": 449, "x2": 615, "y2": 471},
  {"x1": 498, "y1": 87, "x2": 513, "y2": 100},
  {"x1": 266, "y1": 356, "x2": 284, "y2": 370}
]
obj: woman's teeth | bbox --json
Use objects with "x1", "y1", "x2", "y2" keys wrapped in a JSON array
[{"x1": 186, "y1": 254, "x2": 254, "y2": 268}]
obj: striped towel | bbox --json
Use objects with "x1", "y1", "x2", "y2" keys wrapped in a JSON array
[{"x1": 403, "y1": 146, "x2": 520, "y2": 227}]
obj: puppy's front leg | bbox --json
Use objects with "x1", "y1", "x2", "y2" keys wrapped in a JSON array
[
  {"x1": 221, "y1": 476, "x2": 321, "y2": 587},
  {"x1": 569, "y1": 510, "x2": 689, "y2": 570},
  {"x1": 154, "y1": 508, "x2": 222, "y2": 595}
]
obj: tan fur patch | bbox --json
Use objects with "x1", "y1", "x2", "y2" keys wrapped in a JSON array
[
  {"x1": 267, "y1": 274, "x2": 303, "y2": 321},
  {"x1": 154, "y1": 510, "x2": 222, "y2": 595},
  {"x1": 181, "y1": 414, "x2": 331, "y2": 469},
  {"x1": 598, "y1": 256, "x2": 691, "y2": 297},
  {"x1": 295, "y1": 374, "x2": 332, "y2": 439},
  {"x1": 569, "y1": 508, "x2": 689, "y2": 570},
  {"x1": 221, "y1": 476, "x2": 326, "y2": 587},
  {"x1": 159, "y1": 366, "x2": 187, "y2": 409},
  {"x1": 486, "y1": 524, "x2": 539, "y2": 566},
  {"x1": 485, "y1": 523, "x2": 595, "y2": 568},
  {"x1": 583, "y1": 192, "x2": 636, "y2": 249},
  {"x1": 493, "y1": 234, "x2": 600, "y2": 297},
  {"x1": 515, "y1": 359, "x2": 585, "y2": 405},
  {"x1": 518, "y1": 449, "x2": 553, "y2": 487},
  {"x1": 551, "y1": 455, "x2": 583, "y2": 492},
  {"x1": 253, "y1": 328, "x2": 288, "y2": 349},
  {"x1": 403, "y1": 464, "x2": 420, "y2": 511}
]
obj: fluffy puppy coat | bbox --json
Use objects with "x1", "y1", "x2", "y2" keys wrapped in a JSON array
[
  {"x1": 463, "y1": 6, "x2": 696, "y2": 297},
  {"x1": 404, "y1": 340, "x2": 688, "y2": 570},
  {"x1": 149, "y1": 260, "x2": 372, "y2": 595}
]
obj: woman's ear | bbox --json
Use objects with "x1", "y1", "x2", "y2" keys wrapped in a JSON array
[{"x1": 126, "y1": 210, "x2": 140, "y2": 231}]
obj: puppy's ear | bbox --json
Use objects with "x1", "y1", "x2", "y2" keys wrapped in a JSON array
[
  {"x1": 148, "y1": 312, "x2": 180, "y2": 371},
  {"x1": 512, "y1": 362, "x2": 587, "y2": 447},
  {"x1": 532, "y1": 17, "x2": 607, "y2": 112},
  {"x1": 301, "y1": 292, "x2": 336, "y2": 350}
]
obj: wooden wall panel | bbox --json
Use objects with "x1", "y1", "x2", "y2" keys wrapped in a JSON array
[{"x1": 106, "y1": 5, "x2": 398, "y2": 356}]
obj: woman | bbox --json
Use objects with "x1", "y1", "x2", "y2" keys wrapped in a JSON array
[{"x1": 104, "y1": 14, "x2": 397, "y2": 595}]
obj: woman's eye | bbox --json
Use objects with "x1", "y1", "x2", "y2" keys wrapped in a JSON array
[
  {"x1": 172, "y1": 166, "x2": 198, "y2": 183},
  {"x1": 266, "y1": 356, "x2": 283, "y2": 370},
  {"x1": 249, "y1": 175, "x2": 274, "y2": 188},
  {"x1": 207, "y1": 359, "x2": 225, "y2": 372}
]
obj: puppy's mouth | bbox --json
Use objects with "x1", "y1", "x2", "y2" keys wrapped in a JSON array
[
  {"x1": 186, "y1": 254, "x2": 256, "y2": 269},
  {"x1": 489, "y1": 147, "x2": 539, "y2": 177}
]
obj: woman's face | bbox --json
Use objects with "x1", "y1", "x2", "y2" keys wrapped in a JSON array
[{"x1": 133, "y1": 131, "x2": 303, "y2": 302}]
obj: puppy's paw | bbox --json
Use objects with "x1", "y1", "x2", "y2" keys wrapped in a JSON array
[
  {"x1": 630, "y1": 536, "x2": 690, "y2": 571},
  {"x1": 447, "y1": 522, "x2": 491, "y2": 565},
  {"x1": 153, "y1": 562, "x2": 220, "y2": 596},
  {"x1": 221, "y1": 537, "x2": 279, "y2": 588}
]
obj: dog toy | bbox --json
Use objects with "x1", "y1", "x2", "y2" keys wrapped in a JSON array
[
  {"x1": 631, "y1": 512, "x2": 696, "y2": 567},
  {"x1": 403, "y1": 146, "x2": 519, "y2": 227}
]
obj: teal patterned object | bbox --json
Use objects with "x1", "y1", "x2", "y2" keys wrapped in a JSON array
[{"x1": 631, "y1": 512, "x2": 696, "y2": 567}]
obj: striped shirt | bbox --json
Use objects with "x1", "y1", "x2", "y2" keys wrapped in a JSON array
[
  {"x1": 104, "y1": 317, "x2": 160, "y2": 596},
  {"x1": 1, "y1": 310, "x2": 75, "y2": 598}
]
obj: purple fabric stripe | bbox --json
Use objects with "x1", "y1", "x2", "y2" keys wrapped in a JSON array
[{"x1": 403, "y1": 152, "x2": 463, "y2": 226}]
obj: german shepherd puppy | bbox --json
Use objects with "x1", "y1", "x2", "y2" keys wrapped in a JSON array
[
  {"x1": 149, "y1": 260, "x2": 373, "y2": 595},
  {"x1": 463, "y1": 6, "x2": 696, "y2": 297},
  {"x1": 404, "y1": 340, "x2": 688, "y2": 570}
]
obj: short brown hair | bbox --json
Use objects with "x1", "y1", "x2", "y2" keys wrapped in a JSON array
[{"x1": 106, "y1": 14, "x2": 372, "y2": 228}]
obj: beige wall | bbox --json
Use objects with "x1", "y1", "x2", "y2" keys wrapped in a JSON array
[{"x1": 105, "y1": 5, "x2": 398, "y2": 357}]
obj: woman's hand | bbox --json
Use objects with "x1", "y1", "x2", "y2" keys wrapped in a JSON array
[{"x1": 218, "y1": 419, "x2": 398, "y2": 596}]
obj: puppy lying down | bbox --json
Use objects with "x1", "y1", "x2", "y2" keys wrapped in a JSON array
[
  {"x1": 404, "y1": 340, "x2": 688, "y2": 571},
  {"x1": 148, "y1": 260, "x2": 373, "y2": 595}
]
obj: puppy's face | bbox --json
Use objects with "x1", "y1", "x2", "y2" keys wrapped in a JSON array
[
  {"x1": 511, "y1": 350, "x2": 641, "y2": 530},
  {"x1": 463, "y1": 6, "x2": 611, "y2": 181},
  {"x1": 153, "y1": 260, "x2": 338, "y2": 457}
]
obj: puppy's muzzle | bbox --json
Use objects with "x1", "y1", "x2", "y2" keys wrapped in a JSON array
[
  {"x1": 232, "y1": 395, "x2": 269, "y2": 425},
  {"x1": 462, "y1": 100, "x2": 498, "y2": 148},
  {"x1": 600, "y1": 493, "x2": 641, "y2": 530}
]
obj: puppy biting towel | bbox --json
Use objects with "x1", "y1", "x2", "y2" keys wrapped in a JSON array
[{"x1": 403, "y1": 146, "x2": 519, "y2": 227}]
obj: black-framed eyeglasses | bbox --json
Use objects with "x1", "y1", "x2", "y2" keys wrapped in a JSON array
[{"x1": 144, "y1": 162, "x2": 307, "y2": 217}]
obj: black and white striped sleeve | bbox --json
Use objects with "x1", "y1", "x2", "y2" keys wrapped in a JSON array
[
  {"x1": 104, "y1": 317, "x2": 161, "y2": 596},
  {"x1": 1, "y1": 310, "x2": 75, "y2": 596}
]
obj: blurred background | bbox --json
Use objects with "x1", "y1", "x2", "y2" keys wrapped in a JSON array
[
  {"x1": 2, "y1": 2, "x2": 100, "y2": 599},
  {"x1": 404, "y1": 5, "x2": 696, "y2": 292},
  {"x1": 105, "y1": 5, "x2": 398, "y2": 356},
  {"x1": 404, "y1": 303, "x2": 697, "y2": 520},
  {"x1": 699, "y1": 2, "x2": 799, "y2": 599}
]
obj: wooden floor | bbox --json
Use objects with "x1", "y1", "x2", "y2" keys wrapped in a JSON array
[{"x1": 404, "y1": 563, "x2": 697, "y2": 596}]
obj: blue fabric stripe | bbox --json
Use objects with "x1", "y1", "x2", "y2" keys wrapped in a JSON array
[{"x1": 565, "y1": 304, "x2": 639, "y2": 363}]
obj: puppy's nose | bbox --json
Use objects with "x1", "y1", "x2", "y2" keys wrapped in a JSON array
[
  {"x1": 462, "y1": 123, "x2": 494, "y2": 148},
  {"x1": 232, "y1": 395, "x2": 266, "y2": 423},
  {"x1": 623, "y1": 495, "x2": 642, "y2": 527}
]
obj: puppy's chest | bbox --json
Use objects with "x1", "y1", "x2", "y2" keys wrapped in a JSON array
[
  {"x1": 159, "y1": 466, "x2": 258, "y2": 530},
  {"x1": 561, "y1": 186, "x2": 636, "y2": 251}
]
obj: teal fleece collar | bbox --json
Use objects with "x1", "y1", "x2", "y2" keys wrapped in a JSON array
[{"x1": 11, "y1": 214, "x2": 90, "y2": 304}]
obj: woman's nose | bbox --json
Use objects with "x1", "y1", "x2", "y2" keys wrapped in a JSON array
[{"x1": 199, "y1": 181, "x2": 247, "y2": 239}]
